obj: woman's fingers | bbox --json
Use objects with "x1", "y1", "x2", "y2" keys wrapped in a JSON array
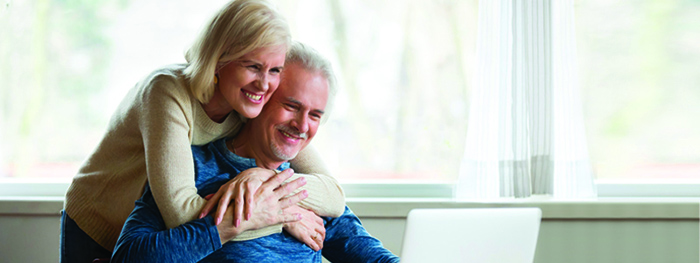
[
  {"x1": 279, "y1": 189, "x2": 308, "y2": 209},
  {"x1": 215, "y1": 183, "x2": 236, "y2": 225},
  {"x1": 265, "y1": 168, "x2": 295, "y2": 190},
  {"x1": 212, "y1": 168, "x2": 314, "y2": 234},
  {"x1": 238, "y1": 167, "x2": 278, "y2": 222},
  {"x1": 274, "y1": 176, "x2": 307, "y2": 200},
  {"x1": 234, "y1": 182, "x2": 245, "y2": 227},
  {"x1": 243, "y1": 181, "x2": 255, "y2": 221},
  {"x1": 199, "y1": 190, "x2": 223, "y2": 219}
]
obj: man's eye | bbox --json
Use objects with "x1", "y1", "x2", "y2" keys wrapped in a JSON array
[
  {"x1": 247, "y1": 65, "x2": 260, "y2": 71},
  {"x1": 270, "y1": 67, "x2": 282, "y2": 74},
  {"x1": 284, "y1": 103, "x2": 299, "y2": 110}
]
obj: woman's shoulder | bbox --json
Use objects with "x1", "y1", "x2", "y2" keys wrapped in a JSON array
[
  {"x1": 134, "y1": 64, "x2": 194, "y2": 105},
  {"x1": 141, "y1": 64, "x2": 188, "y2": 90},
  {"x1": 148, "y1": 64, "x2": 187, "y2": 80}
]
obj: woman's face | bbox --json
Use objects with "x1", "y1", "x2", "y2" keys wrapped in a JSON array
[{"x1": 217, "y1": 45, "x2": 287, "y2": 119}]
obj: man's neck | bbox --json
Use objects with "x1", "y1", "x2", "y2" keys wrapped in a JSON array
[{"x1": 227, "y1": 127, "x2": 285, "y2": 170}]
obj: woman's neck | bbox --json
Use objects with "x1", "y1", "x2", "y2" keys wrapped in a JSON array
[{"x1": 202, "y1": 88, "x2": 232, "y2": 123}]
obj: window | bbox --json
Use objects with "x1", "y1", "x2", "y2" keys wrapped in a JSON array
[
  {"x1": 3, "y1": 0, "x2": 698, "y2": 197},
  {"x1": 0, "y1": 0, "x2": 479, "y2": 184},
  {"x1": 576, "y1": 0, "x2": 700, "y2": 182},
  {"x1": 1, "y1": 0, "x2": 224, "y2": 180}
]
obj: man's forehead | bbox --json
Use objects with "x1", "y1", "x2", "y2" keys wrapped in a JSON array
[{"x1": 274, "y1": 65, "x2": 328, "y2": 107}]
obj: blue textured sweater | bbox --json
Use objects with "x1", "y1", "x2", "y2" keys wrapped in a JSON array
[{"x1": 112, "y1": 138, "x2": 399, "y2": 263}]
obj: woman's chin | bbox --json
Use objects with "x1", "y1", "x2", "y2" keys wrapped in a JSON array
[{"x1": 237, "y1": 107, "x2": 262, "y2": 119}]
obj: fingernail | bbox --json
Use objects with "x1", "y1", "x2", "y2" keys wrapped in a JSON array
[
  {"x1": 288, "y1": 168, "x2": 294, "y2": 174},
  {"x1": 236, "y1": 219, "x2": 240, "y2": 227},
  {"x1": 247, "y1": 213, "x2": 251, "y2": 220},
  {"x1": 301, "y1": 177, "x2": 307, "y2": 183},
  {"x1": 303, "y1": 190, "x2": 309, "y2": 197}
]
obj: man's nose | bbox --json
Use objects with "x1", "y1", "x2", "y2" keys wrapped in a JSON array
[{"x1": 290, "y1": 113, "x2": 309, "y2": 134}]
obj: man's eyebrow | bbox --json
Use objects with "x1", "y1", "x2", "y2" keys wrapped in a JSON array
[
  {"x1": 286, "y1": 97, "x2": 301, "y2": 104},
  {"x1": 285, "y1": 97, "x2": 325, "y2": 114}
]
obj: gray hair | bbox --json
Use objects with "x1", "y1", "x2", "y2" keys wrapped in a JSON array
[{"x1": 285, "y1": 42, "x2": 337, "y2": 123}]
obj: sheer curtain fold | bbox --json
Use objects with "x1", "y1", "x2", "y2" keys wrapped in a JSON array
[{"x1": 456, "y1": 0, "x2": 596, "y2": 199}]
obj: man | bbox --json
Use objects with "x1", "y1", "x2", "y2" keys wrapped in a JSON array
[{"x1": 111, "y1": 42, "x2": 400, "y2": 263}]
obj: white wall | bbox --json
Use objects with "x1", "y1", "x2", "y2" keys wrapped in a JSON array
[
  {"x1": 1, "y1": 199, "x2": 699, "y2": 263},
  {"x1": 0, "y1": 214, "x2": 60, "y2": 263}
]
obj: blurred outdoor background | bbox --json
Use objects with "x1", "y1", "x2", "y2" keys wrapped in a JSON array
[{"x1": 1, "y1": 0, "x2": 698, "y2": 183}]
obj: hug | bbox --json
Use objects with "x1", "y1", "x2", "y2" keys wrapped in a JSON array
[{"x1": 60, "y1": 0, "x2": 399, "y2": 262}]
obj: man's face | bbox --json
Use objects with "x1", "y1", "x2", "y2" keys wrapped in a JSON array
[{"x1": 250, "y1": 62, "x2": 329, "y2": 162}]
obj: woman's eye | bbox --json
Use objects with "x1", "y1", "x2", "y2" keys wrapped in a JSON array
[
  {"x1": 270, "y1": 68, "x2": 282, "y2": 74},
  {"x1": 247, "y1": 65, "x2": 260, "y2": 71}
]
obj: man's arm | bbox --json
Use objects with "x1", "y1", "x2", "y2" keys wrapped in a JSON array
[
  {"x1": 321, "y1": 206, "x2": 401, "y2": 263},
  {"x1": 112, "y1": 173, "x2": 307, "y2": 263},
  {"x1": 111, "y1": 189, "x2": 222, "y2": 263}
]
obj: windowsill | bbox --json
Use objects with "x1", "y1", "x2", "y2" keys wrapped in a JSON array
[
  {"x1": 0, "y1": 196, "x2": 64, "y2": 215},
  {"x1": 2, "y1": 179, "x2": 700, "y2": 218},
  {"x1": 345, "y1": 197, "x2": 700, "y2": 219},
  {"x1": 1, "y1": 196, "x2": 698, "y2": 219}
]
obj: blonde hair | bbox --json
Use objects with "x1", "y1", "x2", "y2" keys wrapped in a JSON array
[
  {"x1": 285, "y1": 41, "x2": 337, "y2": 123},
  {"x1": 184, "y1": 0, "x2": 291, "y2": 103}
]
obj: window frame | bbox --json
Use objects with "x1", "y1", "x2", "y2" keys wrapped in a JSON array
[{"x1": 3, "y1": 179, "x2": 700, "y2": 199}]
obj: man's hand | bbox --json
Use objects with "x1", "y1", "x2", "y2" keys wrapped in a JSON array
[
  {"x1": 200, "y1": 168, "x2": 295, "y2": 226},
  {"x1": 283, "y1": 205, "x2": 325, "y2": 251},
  {"x1": 215, "y1": 169, "x2": 308, "y2": 243}
]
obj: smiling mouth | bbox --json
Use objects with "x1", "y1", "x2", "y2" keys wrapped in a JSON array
[
  {"x1": 242, "y1": 90, "x2": 262, "y2": 102},
  {"x1": 282, "y1": 130, "x2": 300, "y2": 140},
  {"x1": 278, "y1": 126, "x2": 307, "y2": 142}
]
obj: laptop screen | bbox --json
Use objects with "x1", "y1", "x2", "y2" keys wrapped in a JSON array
[{"x1": 400, "y1": 207, "x2": 542, "y2": 263}]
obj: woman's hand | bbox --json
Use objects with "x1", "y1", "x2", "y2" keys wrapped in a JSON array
[
  {"x1": 216, "y1": 170, "x2": 308, "y2": 242},
  {"x1": 200, "y1": 168, "x2": 294, "y2": 226},
  {"x1": 283, "y1": 205, "x2": 326, "y2": 251}
]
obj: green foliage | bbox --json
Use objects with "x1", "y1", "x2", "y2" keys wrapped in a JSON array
[{"x1": 1, "y1": 0, "x2": 130, "y2": 177}]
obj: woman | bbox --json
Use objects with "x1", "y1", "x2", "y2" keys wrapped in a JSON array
[{"x1": 60, "y1": 1, "x2": 344, "y2": 262}]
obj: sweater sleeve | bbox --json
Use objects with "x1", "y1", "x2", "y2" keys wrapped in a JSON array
[
  {"x1": 321, "y1": 206, "x2": 401, "y2": 263},
  {"x1": 111, "y1": 188, "x2": 222, "y2": 263},
  {"x1": 138, "y1": 75, "x2": 207, "y2": 229},
  {"x1": 288, "y1": 144, "x2": 346, "y2": 217}
]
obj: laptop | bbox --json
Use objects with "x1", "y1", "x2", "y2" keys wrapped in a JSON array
[{"x1": 400, "y1": 207, "x2": 542, "y2": 263}]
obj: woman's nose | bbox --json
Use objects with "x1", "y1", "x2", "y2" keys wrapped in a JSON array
[{"x1": 256, "y1": 73, "x2": 269, "y2": 92}]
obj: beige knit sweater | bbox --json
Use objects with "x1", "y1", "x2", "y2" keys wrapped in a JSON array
[{"x1": 64, "y1": 64, "x2": 345, "y2": 251}]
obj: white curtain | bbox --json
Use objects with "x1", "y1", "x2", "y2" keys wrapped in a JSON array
[{"x1": 455, "y1": 0, "x2": 596, "y2": 199}]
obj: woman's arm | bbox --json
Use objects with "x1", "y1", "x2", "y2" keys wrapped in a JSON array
[
  {"x1": 289, "y1": 144, "x2": 346, "y2": 217},
  {"x1": 112, "y1": 172, "x2": 308, "y2": 262},
  {"x1": 199, "y1": 145, "x2": 346, "y2": 227},
  {"x1": 138, "y1": 75, "x2": 209, "y2": 229}
]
